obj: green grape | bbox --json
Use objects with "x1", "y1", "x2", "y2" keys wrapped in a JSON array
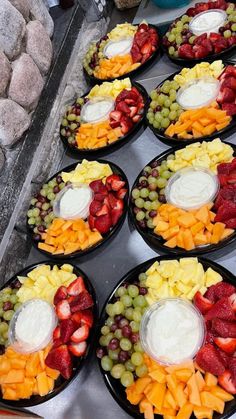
[
  {"x1": 227, "y1": 4, "x2": 235, "y2": 13},
  {"x1": 0, "y1": 322, "x2": 8, "y2": 333},
  {"x1": 14, "y1": 303, "x2": 21, "y2": 311},
  {"x1": 116, "y1": 286, "x2": 127, "y2": 298},
  {"x1": 161, "y1": 108, "x2": 169, "y2": 117},
  {"x1": 149, "y1": 191, "x2": 158, "y2": 201},
  {"x1": 130, "y1": 321, "x2": 140, "y2": 333},
  {"x1": 101, "y1": 356, "x2": 113, "y2": 371},
  {"x1": 177, "y1": 109, "x2": 183, "y2": 117},
  {"x1": 99, "y1": 335, "x2": 107, "y2": 346},
  {"x1": 125, "y1": 360, "x2": 135, "y2": 372},
  {"x1": 120, "y1": 294, "x2": 132, "y2": 307},
  {"x1": 169, "y1": 92, "x2": 176, "y2": 102},
  {"x1": 133, "y1": 310, "x2": 142, "y2": 322},
  {"x1": 232, "y1": 23, "x2": 236, "y2": 31},
  {"x1": 106, "y1": 304, "x2": 114, "y2": 317},
  {"x1": 144, "y1": 201, "x2": 152, "y2": 210},
  {"x1": 164, "y1": 98, "x2": 171, "y2": 108},
  {"x1": 131, "y1": 352, "x2": 143, "y2": 366},
  {"x1": 120, "y1": 338, "x2": 132, "y2": 351},
  {"x1": 153, "y1": 121, "x2": 160, "y2": 129},
  {"x1": 67, "y1": 113, "x2": 76, "y2": 121},
  {"x1": 150, "y1": 90, "x2": 157, "y2": 100},
  {"x1": 169, "y1": 110, "x2": 177, "y2": 120},
  {"x1": 162, "y1": 170, "x2": 172, "y2": 179},
  {"x1": 30, "y1": 198, "x2": 37, "y2": 206},
  {"x1": 48, "y1": 192, "x2": 55, "y2": 201},
  {"x1": 176, "y1": 35, "x2": 182, "y2": 45},
  {"x1": 144, "y1": 166, "x2": 152, "y2": 174},
  {"x1": 101, "y1": 325, "x2": 110, "y2": 335},
  {"x1": 189, "y1": 35, "x2": 196, "y2": 44},
  {"x1": 168, "y1": 46, "x2": 175, "y2": 55},
  {"x1": 1, "y1": 288, "x2": 11, "y2": 295},
  {"x1": 135, "y1": 198, "x2": 145, "y2": 209},
  {"x1": 9, "y1": 295, "x2": 18, "y2": 305},
  {"x1": 103, "y1": 333, "x2": 114, "y2": 346},
  {"x1": 138, "y1": 273, "x2": 147, "y2": 282},
  {"x1": 125, "y1": 308, "x2": 134, "y2": 321},
  {"x1": 170, "y1": 103, "x2": 179, "y2": 112},
  {"x1": 136, "y1": 364, "x2": 148, "y2": 378},
  {"x1": 181, "y1": 14, "x2": 189, "y2": 23},
  {"x1": 161, "y1": 118, "x2": 170, "y2": 129},
  {"x1": 167, "y1": 33, "x2": 175, "y2": 42},
  {"x1": 111, "y1": 364, "x2": 126, "y2": 379},
  {"x1": 3, "y1": 310, "x2": 14, "y2": 321},
  {"x1": 128, "y1": 285, "x2": 139, "y2": 298},
  {"x1": 150, "y1": 101, "x2": 158, "y2": 110},
  {"x1": 108, "y1": 349, "x2": 120, "y2": 361},
  {"x1": 157, "y1": 94, "x2": 166, "y2": 106},
  {"x1": 176, "y1": 20, "x2": 183, "y2": 28},
  {"x1": 224, "y1": 30, "x2": 232, "y2": 38},
  {"x1": 161, "y1": 84, "x2": 170, "y2": 94},
  {"x1": 148, "y1": 176, "x2": 156, "y2": 184},
  {"x1": 134, "y1": 342, "x2": 144, "y2": 353},
  {"x1": 114, "y1": 329, "x2": 123, "y2": 339},
  {"x1": 40, "y1": 189, "x2": 47, "y2": 197},
  {"x1": 113, "y1": 301, "x2": 124, "y2": 315},
  {"x1": 132, "y1": 188, "x2": 140, "y2": 199},
  {"x1": 154, "y1": 113, "x2": 162, "y2": 123},
  {"x1": 120, "y1": 371, "x2": 134, "y2": 387},
  {"x1": 147, "y1": 219, "x2": 154, "y2": 229},
  {"x1": 136, "y1": 211, "x2": 145, "y2": 221},
  {"x1": 27, "y1": 209, "x2": 34, "y2": 217},
  {"x1": 0, "y1": 307, "x2": 3, "y2": 317},
  {"x1": 140, "y1": 188, "x2": 149, "y2": 198},
  {"x1": 133, "y1": 295, "x2": 146, "y2": 308},
  {"x1": 59, "y1": 182, "x2": 65, "y2": 190},
  {"x1": 28, "y1": 217, "x2": 35, "y2": 225},
  {"x1": 156, "y1": 178, "x2": 167, "y2": 188}
]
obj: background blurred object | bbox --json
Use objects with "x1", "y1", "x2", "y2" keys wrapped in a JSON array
[
  {"x1": 151, "y1": 0, "x2": 191, "y2": 7},
  {"x1": 113, "y1": 0, "x2": 141, "y2": 9}
]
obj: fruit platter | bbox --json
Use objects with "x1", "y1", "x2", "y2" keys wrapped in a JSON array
[
  {"x1": 83, "y1": 22, "x2": 159, "y2": 83},
  {"x1": 27, "y1": 159, "x2": 128, "y2": 258},
  {"x1": 0, "y1": 262, "x2": 97, "y2": 407},
  {"x1": 129, "y1": 138, "x2": 236, "y2": 256},
  {"x1": 96, "y1": 255, "x2": 236, "y2": 419},
  {"x1": 162, "y1": 0, "x2": 236, "y2": 64},
  {"x1": 146, "y1": 61, "x2": 236, "y2": 146},
  {"x1": 60, "y1": 78, "x2": 148, "y2": 154}
]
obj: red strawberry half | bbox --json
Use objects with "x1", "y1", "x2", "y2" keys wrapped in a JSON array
[
  {"x1": 56, "y1": 300, "x2": 71, "y2": 320},
  {"x1": 71, "y1": 324, "x2": 89, "y2": 343},
  {"x1": 195, "y1": 343, "x2": 225, "y2": 376},
  {"x1": 205, "y1": 296, "x2": 235, "y2": 321},
  {"x1": 218, "y1": 370, "x2": 236, "y2": 394},
  {"x1": 60, "y1": 318, "x2": 78, "y2": 343},
  {"x1": 214, "y1": 337, "x2": 236, "y2": 354},
  {"x1": 45, "y1": 345, "x2": 72, "y2": 379},
  {"x1": 54, "y1": 286, "x2": 68, "y2": 305},
  {"x1": 68, "y1": 341, "x2": 87, "y2": 357},
  {"x1": 193, "y1": 291, "x2": 213, "y2": 314},
  {"x1": 70, "y1": 290, "x2": 94, "y2": 313},
  {"x1": 94, "y1": 213, "x2": 112, "y2": 234},
  {"x1": 212, "y1": 318, "x2": 236, "y2": 338},
  {"x1": 67, "y1": 276, "x2": 85, "y2": 296}
]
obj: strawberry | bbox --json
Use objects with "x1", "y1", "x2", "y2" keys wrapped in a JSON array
[
  {"x1": 45, "y1": 345, "x2": 72, "y2": 379},
  {"x1": 131, "y1": 46, "x2": 142, "y2": 64},
  {"x1": 56, "y1": 300, "x2": 71, "y2": 320},
  {"x1": 53, "y1": 326, "x2": 61, "y2": 340},
  {"x1": 116, "y1": 101, "x2": 131, "y2": 115},
  {"x1": 108, "y1": 192, "x2": 119, "y2": 208},
  {"x1": 129, "y1": 106, "x2": 138, "y2": 118},
  {"x1": 229, "y1": 357, "x2": 236, "y2": 385},
  {"x1": 70, "y1": 290, "x2": 94, "y2": 312},
  {"x1": 222, "y1": 76, "x2": 236, "y2": 91},
  {"x1": 53, "y1": 286, "x2": 68, "y2": 305},
  {"x1": 106, "y1": 174, "x2": 125, "y2": 192},
  {"x1": 218, "y1": 370, "x2": 236, "y2": 394},
  {"x1": 60, "y1": 318, "x2": 77, "y2": 343},
  {"x1": 214, "y1": 38, "x2": 228, "y2": 54},
  {"x1": 186, "y1": 7, "x2": 196, "y2": 16},
  {"x1": 216, "y1": 347, "x2": 230, "y2": 368},
  {"x1": 68, "y1": 341, "x2": 87, "y2": 357},
  {"x1": 94, "y1": 213, "x2": 112, "y2": 234},
  {"x1": 196, "y1": 343, "x2": 226, "y2": 375},
  {"x1": 111, "y1": 208, "x2": 123, "y2": 226},
  {"x1": 67, "y1": 276, "x2": 85, "y2": 296},
  {"x1": 193, "y1": 44, "x2": 209, "y2": 59},
  {"x1": 71, "y1": 324, "x2": 89, "y2": 343},
  {"x1": 217, "y1": 87, "x2": 235, "y2": 104},
  {"x1": 110, "y1": 110, "x2": 122, "y2": 121},
  {"x1": 194, "y1": 33, "x2": 207, "y2": 45},
  {"x1": 96, "y1": 204, "x2": 109, "y2": 217},
  {"x1": 205, "y1": 282, "x2": 236, "y2": 302},
  {"x1": 94, "y1": 193, "x2": 106, "y2": 202},
  {"x1": 212, "y1": 318, "x2": 236, "y2": 338},
  {"x1": 205, "y1": 297, "x2": 236, "y2": 321},
  {"x1": 227, "y1": 36, "x2": 236, "y2": 47},
  {"x1": 214, "y1": 337, "x2": 236, "y2": 354},
  {"x1": 178, "y1": 44, "x2": 194, "y2": 59},
  {"x1": 209, "y1": 33, "x2": 222, "y2": 43},
  {"x1": 223, "y1": 65, "x2": 236, "y2": 78},
  {"x1": 89, "y1": 179, "x2": 107, "y2": 195},
  {"x1": 71, "y1": 312, "x2": 81, "y2": 325},
  {"x1": 89, "y1": 200, "x2": 102, "y2": 216},
  {"x1": 80, "y1": 309, "x2": 93, "y2": 327},
  {"x1": 110, "y1": 120, "x2": 120, "y2": 129},
  {"x1": 124, "y1": 98, "x2": 136, "y2": 106},
  {"x1": 201, "y1": 38, "x2": 213, "y2": 53},
  {"x1": 116, "y1": 188, "x2": 127, "y2": 200},
  {"x1": 88, "y1": 214, "x2": 95, "y2": 230},
  {"x1": 132, "y1": 115, "x2": 142, "y2": 123},
  {"x1": 226, "y1": 218, "x2": 236, "y2": 228},
  {"x1": 52, "y1": 338, "x2": 63, "y2": 349},
  {"x1": 120, "y1": 115, "x2": 133, "y2": 135},
  {"x1": 141, "y1": 41, "x2": 152, "y2": 55},
  {"x1": 193, "y1": 291, "x2": 213, "y2": 314},
  {"x1": 195, "y1": 2, "x2": 209, "y2": 13},
  {"x1": 229, "y1": 293, "x2": 236, "y2": 311}
]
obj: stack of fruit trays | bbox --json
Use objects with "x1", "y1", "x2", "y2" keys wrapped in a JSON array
[
  {"x1": 97, "y1": 257, "x2": 236, "y2": 419},
  {"x1": 162, "y1": 0, "x2": 236, "y2": 62},
  {"x1": 146, "y1": 61, "x2": 236, "y2": 143},
  {"x1": 0, "y1": 263, "x2": 97, "y2": 403},
  {"x1": 130, "y1": 138, "x2": 236, "y2": 253},
  {"x1": 27, "y1": 160, "x2": 128, "y2": 257},
  {"x1": 83, "y1": 22, "x2": 159, "y2": 81},
  {"x1": 60, "y1": 78, "x2": 147, "y2": 152}
]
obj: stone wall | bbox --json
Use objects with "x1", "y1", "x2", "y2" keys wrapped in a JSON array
[{"x1": 0, "y1": 0, "x2": 54, "y2": 166}]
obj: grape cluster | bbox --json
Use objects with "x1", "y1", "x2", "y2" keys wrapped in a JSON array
[
  {"x1": 27, "y1": 174, "x2": 66, "y2": 241},
  {"x1": 0, "y1": 281, "x2": 22, "y2": 352},
  {"x1": 60, "y1": 98, "x2": 84, "y2": 147},
  {"x1": 147, "y1": 80, "x2": 183, "y2": 131},
  {"x1": 219, "y1": 4, "x2": 236, "y2": 37},
  {"x1": 131, "y1": 158, "x2": 174, "y2": 229},
  {"x1": 83, "y1": 36, "x2": 109, "y2": 76},
  {"x1": 97, "y1": 276, "x2": 149, "y2": 388},
  {"x1": 163, "y1": 14, "x2": 193, "y2": 57}
]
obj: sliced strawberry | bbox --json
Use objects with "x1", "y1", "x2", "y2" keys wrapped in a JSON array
[
  {"x1": 201, "y1": 38, "x2": 213, "y2": 53},
  {"x1": 106, "y1": 174, "x2": 125, "y2": 192},
  {"x1": 116, "y1": 101, "x2": 131, "y2": 115},
  {"x1": 124, "y1": 98, "x2": 136, "y2": 106},
  {"x1": 195, "y1": 2, "x2": 209, "y2": 12},
  {"x1": 111, "y1": 208, "x2": 123, "y2": 226},
  {"x1": 71, "y1": 312, "x2": 81, "y2": 325},
  {"x1": 89, "y1": 179, "x2": 107, "y2": 195},
  {"x1": 108, "y1": 192, "x2": 118, "y2": 208},
  {"x1": 96, "y1": 204, "x2": 109, "y2": 217},
  {"x1": 56, "y1": 299, "x2": 71, "y2": 320},
  {"x1": 213, "y1": 38, "x2": 228, "y2": 54},
  {"x1": 94, "y1": 193, "x2": 107, "y2": 202},
  {"x1": 80, "y1": 309, "x2": 93, "y2": 327},
  {"x1": 70, "y1": 290, "x2": 94, "y2": 312},
  {"x1": 205, "y1": 296, "x2": 235, "y2": 321},
  {"x1": 216, "y1": 347, "x2": 230, "y2": 368},
  {"x1": 89, "y1": 200, "x2": 102, "y2": 216},
  {"x1": 68, "y1": 341, "x2": 87, "y2": 357},
  {"x1": 132, "y1": 114, "x2": 142, "y2": 123},
  {"x1": 195, "y1": 343, "x2": 225, "y2": 376},
  {"x1": 209, "y1": 32, "x2": 222, "y2": 42},
  {"x1": 60, "y1": 318, "x2": 77, "y2": 343},
  {"x1": 94, "y1": 213, "x2": 112, "y2": 234},
  {"x1": 193, "y1": 291, "x2": 213, "y2": 314},
  {"x1": 88, "y1": 214, "x2": 95, "y2": 230},
  {"x1": 223, "y1": 65, "x2": 236, "y2": 78},
  {"x1": 193, "y1": 44, "x2": 209, "y2": 59},
  {"x1": 212, "y1": 318, "x2": 236, "y2": 338},
  {"x1": 186, "y1": 7, "x2": 196, "y2": 16},
  {"x1": 214, "y1": 337, "x2": 236, "y2": 354},
  {"x1": 229, "y1": 357, "x2": 236, "y2": 386},
  {"x1": 116, "y1": 188, "x2": 127, "y2": 200},
  {"x1": 110, "y1": 110, "x2": 122, "y2": 121},
  {"x1": 129, "y1": 106, "x2": 138, "y2": 118},
  {"x1": 71, "y1": 324, "x2": 90, "y2": 343},
  {"x1": 178, "y1": 44, "x2": 194, "y2": 59},
  {"x1": 110, "y1": 120, "x2": 120, "y2": 129},
  {"x1": 218, "y1": 370, "x2": 236, "y2": 394},
  {"x1": 120, "y1": 115, "x2": 133, "y2": 135},
  {"x1": 222, "y1": 76, "x2": 236, "y2": 91},
  {"x1": 194, "y1": 33, "x2": 207, "y2": 45},
  {"x1": 141, "y1": 41, "x2": 152, "y2": 55},
  {"x1": 45, "y1": 345, "x2": 72, "y2": 379},
  {"x1": 52, "y1": 338, "x2": 63, "y2": 349},
  {"x1": 67, "y1": 276, "x2": 85, "y2": 296},
  {"x1": 141, "y1": 52, "x2": 151, "y2": 64},
  {"x1": 53, "y1": 326, "x2": 61, "y2": 340},
  {"x1": 229, "y1": 293, "x2": 236, "y2": 311},
  {"x1": 53, "y1": 286, "x2": 68, "y2": 305},
  {"x1": 205, "y1": 282, "x2": 236, "y2": 302},
  {"x1": 217, "y1": 87, "x2": 235, "y2": 104},
  {"x1": 227, "y1": 36, "x2": 236, "y2": 47}
]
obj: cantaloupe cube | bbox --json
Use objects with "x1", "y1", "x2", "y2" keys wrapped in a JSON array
[
  {"x1": 200, "y1": 391, "x2": 224, "y2": 413},
  {"x1": 191, "y1": 222, "x2": 204, "y2": 236},
  {"x1": 176, "y1": 403, "x2": 193, "y2": 419},
  {"x1": 210, "y1": 222, "x2": 226, "y2": 244},
  {"x1": 4, "y1": 369, "x2": 25, "y2": 384},
  {"x1": 195, "y1": 206, "x2": 209, "y2": 224},
  {"x1": 187, "y1": 374, "x2": 201, "y2": 406},
  {"x1": 36, "y1": 371, "x2": 49, "y2": 397},
  {"x1": 164, "y1": 390, "x2": 178, "y2": 410},
  {"x1": 0, "y1": 359, "x2": 11, "y2": 374},
  {"x1": 221, "y1": 228, "x2": 234, "y2": 240},
  {"x1": 194, "y1": 233, "x2": 208, "y2": 246},
  {"x1": 210, "y1": 385, "x2": 234, "y2": 402},
  {"x1": 195, "y1": 371, "x2": 205, "y2": 392},
  {"x1": 3, "y1": 388, "x2": 18, "y2": 400},
  {"x1": 146, "y1": 382, "x2": 166, "y2": 410},
  {"x1": 46, "y1": 366, "x2": 60, "y2": 380},
  {"x1": 164, "y1": 236, "x2": 177, "y2": 248},
  {"x1": 175, "y1": 383, "x2": 188, "y2": 408},
  {"x1": 178, "y1": 213, "x2": 196, "y2": 228},
  {"x1": 149, "y1": 369, "x2": 166, "y2": 384},
  {"x1": 204, "y1": 372, "x2": 218, "y2": 387},
  {"x1": 135, "y1": 377, "x2": 152, "y2": 394},
  {"x1": 182, "y1": 229, "x2": 195, "y2": 251},
  {"x1": 175, "y1": 369, "x2": 193, "y2": 383},
  {"x1": 26, "y1": 353, "x2": 40, "y2": 377},
  {"x1": 194, "y1": 406, "x2": 213, "y2": 419}
]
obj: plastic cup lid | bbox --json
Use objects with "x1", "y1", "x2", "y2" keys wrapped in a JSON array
[
  {"x1": 176, "y1": 77, "x2": 220, "y2": 110},
  {"x1": 189, "y1": 9, "x2": 227, "y2": 36},
  {"x1": 80, "y1": 96, "x2": 115, "y2": 124},
  {"x1": 53, "y1": 183, "x2": 93, "y2": 220},
  {"x1": 103, "y1": 38, "x2": 133, "y2": 59}
]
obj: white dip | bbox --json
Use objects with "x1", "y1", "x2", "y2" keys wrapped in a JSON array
[
  {"x1": 167, "y1": 169, "x2": 217, "y2": 210},
  {"x1": 15, "y1": 299, "x2": 56, "y2": 352},
  {"x1": 59, "y1": 185, "x2": 93, "y2": 219},
  {"x1": 190, "y1": 10, "x2": 227, "y2": 36},
  {"x1": 104, "y1": 38, "x2": 133, "y2": 58},
  {"x1": 81, "y1": 98, "x2": 114, "y2": 123},
  {"x1": 145, "y1": 300, "x2": 203, "y2": 364},
  {"x1": 177, "y1": 79, "x2": 219, "y2": 109}
]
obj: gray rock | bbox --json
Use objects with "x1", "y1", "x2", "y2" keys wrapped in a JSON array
[
  {"x1": 0, "y1": 51, "x2": 11, "y2": 95},
  {"x1": 26, "y1": 21, "x2": 53, "y2": 75},
  {"x1": 0, "y1": 99, "x2": 31, "y2": 147},
  {"x1": 0, "y1": 148, "x2": 5, "y2": 173},
  {"x1": 28, "y1": 0, "x2": 54, "y2": 37},
  {"x1": 8, "y1": 0, "x2": 30, "y2": 19},
  {"x1": 9, "y1": 53, "x2": 44, "y2": 111},
  {"x1": 0, "y1": 0, "x2": 26, "y2": 60}
]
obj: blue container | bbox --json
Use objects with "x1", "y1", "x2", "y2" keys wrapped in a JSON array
[{"x1": 152, "y1": 0, "x2": 191, "y2": 8}]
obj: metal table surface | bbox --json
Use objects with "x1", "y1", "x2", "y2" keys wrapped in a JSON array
[{"x1": 25, "y1": 54, "x2": 236, "y2": 419}]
